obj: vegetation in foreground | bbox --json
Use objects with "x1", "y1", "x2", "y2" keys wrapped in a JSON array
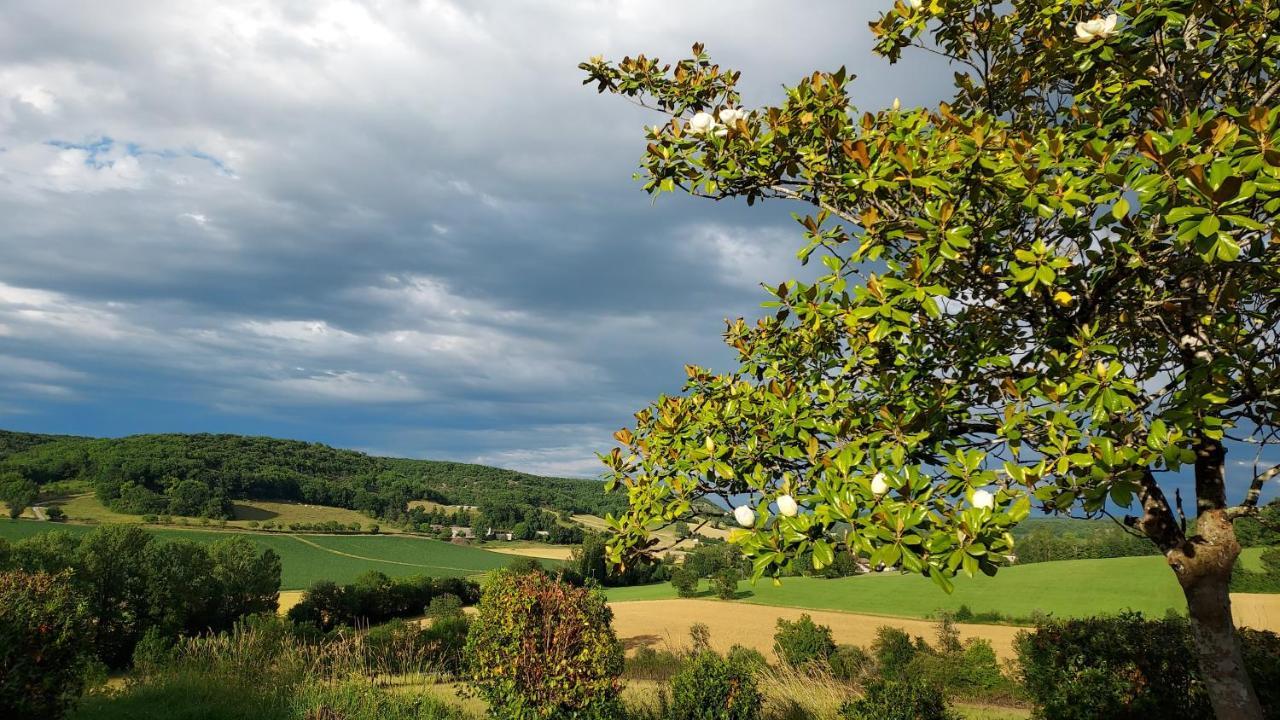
[{"x1": 10, "y1": 568, "x2": 1274, "y2": 720}]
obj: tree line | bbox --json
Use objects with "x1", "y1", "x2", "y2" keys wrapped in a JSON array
[
  {"x1": 0, "y1": 525, "x2": 280, "y2": 668},
  {"x1": 0, "y1": 429, "x2": 626, "y2": 523}
]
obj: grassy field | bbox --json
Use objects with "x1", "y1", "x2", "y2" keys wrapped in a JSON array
[
  {"x1": 608, "y1": 549, "x2": 1272, "y2": 622},
  {"x1": 0, "y1": 519, "x2": 511, "y2": 589}
]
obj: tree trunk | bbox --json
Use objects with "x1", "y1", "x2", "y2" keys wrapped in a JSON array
[{"x1": 1171, "y1": 508, "x2": 1263, "y2": 719}]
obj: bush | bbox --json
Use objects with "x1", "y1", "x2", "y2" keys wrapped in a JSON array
[
  {"x1": 465, "y1": 570, "x2": 623, "y2": 719},
  {"x1": 626, "y1": 646, "x2": 686, "y2": 682},
  {"x1": 421, "y1": 614, "x2": 470, "y2": 676},
  {"x1": 45, "y1": 506, "x2": 66, "y2": 521},
  {"x1": 426, "y1": 593, "x2": 463, "y2": 620},
  {"x1": 841, "y1": 679, "x2": 956, "y2": 720},
  {"x1": 0, "y1": 570, "x2": 95, "y2": 720},
  {"x1": 870, "y1": 626, "x2": 919, "y2": 680},
  {"x1": 1016, "y1": 613, "x2": 1280, "y2": 720},
  {"x1": 773, "y1": 613, "x2": 836, "y2": 668},
  {"x1": 671, "y1": 566, "x2": 700, "y2": 598},
  {"x1": 829, "y1": 644, "x2": 872, "y2": 683},
  {"x1": 711, "y1": 567, "x2": 739, "y2": 600},
  {"x1": 669, "y1": 650, "x2": 762, "y2": 720}
]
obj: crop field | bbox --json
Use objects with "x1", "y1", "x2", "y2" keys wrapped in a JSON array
[
  {"x1": 607, "y1": 548, "x2": 1277, "y2": 629},
  {"x1": 0, "y1": 519, "x2": 512, "y2": 589}
]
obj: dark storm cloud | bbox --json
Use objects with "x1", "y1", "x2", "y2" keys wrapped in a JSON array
[{"x1": 0, "y1": 1, "x2": 963, "y2": 476}]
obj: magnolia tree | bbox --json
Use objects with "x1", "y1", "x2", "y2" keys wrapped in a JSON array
[{"x1": 582, "y1": 2, "x2": 1280, "y2": 717}]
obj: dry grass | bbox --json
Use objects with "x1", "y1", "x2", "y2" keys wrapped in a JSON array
[
  {"x1": 484, "y1": 544, "x2": 575, "y2": 561},
  {"x1": 609, "y1": 599, "x2": 1024, "y2": 661},
  {"x1": 1232, "y1": 593, "x2": 1280, "y2": 632},
  {"x1": 278, "y1": 590, "x2": 306, "y2": 616},
  {"x1": 757, "y1": 664, "x2": 855, "y2": 719},
  {"x1": 573, "y1": 514, "x2": 730, "y2": 553},
  {"x1": 229, "y1": 500, "x2": 393, "y2": 532}
]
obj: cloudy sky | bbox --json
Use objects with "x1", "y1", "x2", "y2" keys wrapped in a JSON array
[{"x1": 0, "y1": 1, "x2": 958, "y2": 476}]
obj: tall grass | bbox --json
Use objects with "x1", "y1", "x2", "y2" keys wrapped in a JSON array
[{"x1": 72, "y1": 618, "x2": 466, "y2": 720}]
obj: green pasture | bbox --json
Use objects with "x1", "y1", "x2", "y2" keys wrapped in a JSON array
[
  {"x1": 0, "y1": 519, "x2": 513, "y2": 589},
  {"x1": 608, "y1": 548, "x2": 1269, "y2": 621}
]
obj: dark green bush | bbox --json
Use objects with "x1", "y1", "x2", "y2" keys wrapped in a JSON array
[
  {"x1": 669, "y1": 650, "x2": 762, "y2": 720},
  {"x1": 773, "y1": 613, "x2": 836, "y2": 667},
  {"x1": 711, "y1": 567, "x2": 739, "y2": 600},
  {"x1": 465, "y1": 569, "x2": 623, "y2": 719},
  {"x1": 1016, "y1": 613, "x2": 1280, "y2": 720},
  {"x1": 625, "y1": 646, "x2": 685, "y2": 681},
  {"x1": 0, "y1": 570, "x2": 95, "y2": 720},
  {"x1": 841, "y1": 679, "x2": 956, "y2": 720},
  {"x1": 870, "y1": 626, "x2": 920, "y2": 680},
  {"x1": 829, "y1": 644, "x2": 872, "y2": 683},
  {"x1": 671, "y1": 566, "x2": 700, "y2": 597}
]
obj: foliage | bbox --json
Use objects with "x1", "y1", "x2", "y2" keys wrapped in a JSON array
[
  {"x1": 0, "y1": 471, "x2": 38, "y2": 519},
  {"x1": 0, "y1": 429, "x2": 624, "y2": 522},
  {"x1": 841, "y1": 679, "x2": 956, "y2": 720},
  {"x1": 828, "y1": 644, "x2": 873, "y2": 683},
  {"x1": 671, "y1": 566, "x2": 700, "y2": 597},
  {"x1": 711, "y1": 566, "x2": 739, "y2": 600},
  {"x1": 668, "y1": 650, "x2": 762, "y2": 720},
  {"x1": 287, "y1": 572, "x2": 479, "y2": 632},
  {"x1": 0, "y1": 570, "x2": 95, "y2": 720},
  {"x1": 871, "y1": 626, "x2": 922, "y2": 681},
  {"x1": 772, "y1": 613, "x2": 836, "y2": 667},
  {"x1": 465, "y1": 569, "x2": 624, "y2": 719},
  {"x1": 2, "y1": 524, "x2": 280, "y2": 668},
  {"x1": 586, "y1": 3, "x2": 1280, "y2": 711},
  {"x1": 569, "y1": 531, "x2": 669, "y2": 587},
  {"x1": 1016, "y1": 613, "x2": 1280, "y2": 719}
]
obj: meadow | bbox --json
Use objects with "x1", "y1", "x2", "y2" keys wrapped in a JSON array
[
  {"x1": 607, "y1": 549, "x2": 1275, "y2": 623},
  {"x1": 0, "y1": 519, "x2": 510, "y2": 588}
]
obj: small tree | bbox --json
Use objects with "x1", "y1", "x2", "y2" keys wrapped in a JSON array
[
  {"x1": 585, "y1": 2, "x2": 1280, "y2": 716},
  {"x1": 773, "y1": 613, "x2": 837, "y2": 667},
  {"x1": 671, "y1": 566, "x2": 700, "y2": 597},
  {"x1": 465, "y1": 569, "x2": 623, "y2": 719},
  {"x1": 711, "y1": 567, "x2": 739, "y2": 600},
  {"x1": 0, "y1": 473, "x2": 38, "y2": 520}
]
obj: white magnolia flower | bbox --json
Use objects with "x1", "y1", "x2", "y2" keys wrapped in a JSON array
[
  {"x1": 688, "y1": 111, "x2": 717, "y2": 135},
  {"x1": 972, "y1": 489, "x2": 996, "y2": 510},
  {"x1": 892, "y1": 97, "x2": 901, "y2": 111},
  {"x1": 734, "y1": 505, "x2": 757, "y2": 527},
  {"x1": 718, "y1": 107, "x2": 747, "y2": 125},
  {"x1": 870, "y1": 473, "x2": 890, "y2": 497},
  {"x1": 1075, "y1": 14, "x2": 1118, "y2": 42},
  {"x1": 907, "y1": 0, "x2": 924, "y2": 10},
  {"x1": 776, "y1": 494, "x2": 799, "y2": 517}
]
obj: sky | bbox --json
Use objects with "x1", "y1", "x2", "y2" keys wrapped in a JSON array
[
  {"x1": 0, "y1": 1, "x2": 955, "y2": 477},
  {"x1": 0, "y1": 1, "x2": 1273, "y2": 505}
]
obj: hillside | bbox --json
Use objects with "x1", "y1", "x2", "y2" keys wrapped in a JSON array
[{"x1": 0, "y1": 429, "x2": 623, "y2": 522}]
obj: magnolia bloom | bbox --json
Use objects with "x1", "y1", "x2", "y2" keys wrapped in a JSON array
[
  {"x1": 734, "y1": 505, "x2": 757, "y2": 527},
  {"x1": 972, "y1": 489, "x2": 996, "y2": 510},
  {"x1": 1075, "y1": 14, "x2": 1118, "y2": 42},
  {"x1": 892, "y1": 97, "x2": 901, "y2": 111},
  {"x1": 718, "y1": 107, "x2": 748, "y2": 125},
  {"x1": 907, "y1": 0, "x2": 923, "y2": 9},
  {"x1": 687, "y1": 111, "x2": 717, "y2": 135},
  {"x1": 776, "y1": 494, "x2": 799, "y2": 517},
  {"x1": 870, "y1": 473, "x2": 890, "y2": 497}
]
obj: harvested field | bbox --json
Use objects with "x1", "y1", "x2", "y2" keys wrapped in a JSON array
[
  {"x1": 486, "y1": 544, "x2": 575, "y2": 560},
  {"x1": 608, "y1": 598, "x2": 1024, "y2": 661}
]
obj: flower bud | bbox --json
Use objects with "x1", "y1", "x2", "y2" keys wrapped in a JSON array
[{"x1": 733, "y1": 505, "x2": 756, "y2": 528}]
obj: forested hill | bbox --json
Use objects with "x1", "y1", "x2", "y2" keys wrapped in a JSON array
[{"x1": 0, "y1": 429, "x2": 623, "y2": 521}]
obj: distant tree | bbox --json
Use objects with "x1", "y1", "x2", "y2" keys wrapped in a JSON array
[
  {"x1": 671, "y1": 566, "x2": 700, "y2": 598},
  {"x1": 143, "y1": 540, "x2": 218, "y2": 637},
  {"x1": 75, "y1": 525, "x2": 153, "y2": 667},
  {"x1": 0, "y1": 473, "x2": 38, "y2": 520},
  {"x1": 207, "y1": 537, "x2": 281, "y2": 624},
  {"x1": 711, "y1": 567, "x2": 739, "y2": 601}
]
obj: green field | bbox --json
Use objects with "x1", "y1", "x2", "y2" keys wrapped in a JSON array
[
  {"x1": 607, "y1": 548, "x2": 1270, "y2": 621},
  {"x1": 0, "y1": 519, "x2": 512, "y2": 589}
]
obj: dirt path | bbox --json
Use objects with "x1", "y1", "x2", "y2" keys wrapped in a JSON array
[
  {"x1": 609, "y1": 598, "x2": 1025, "y2": 661},
  {"x1": 30, "y1": 506, "x2": 48, "y2": 521}
]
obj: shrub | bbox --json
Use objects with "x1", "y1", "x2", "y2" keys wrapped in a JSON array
[
  {"x1": 426, "y1": 593, "x2": 463, "y2": 620},
  {"x1": 465, "y1": 569, "x2": 623, "y2": 719},
  {"x1": 669, "y1": 650, "x2": 762, "y2": 720},
  {"x1": 671, "y1": 566, "x2": 700, "y2": 598},
  {"x1": 1017, "y1": 613, "x2": 1280, "y2": 720},
  {"x1": 689, "y1": 622, "x2": 712, "y2": 652},
  {"x1": 626, "y1": 646, "x2": 685, "y2": 682},
  {"x1": 0, "y1": 570, "x2": 95, "y2": 720},
  {"x1": 45, "y1": 506, "x2": 66, "y2": 521},
  {"x1": 421, "y1": 614, "x2": 469, "y2": 676},
  {"x1": 870, "y1": 626, "x2": 919, "y2": 680},
  {"x1": 711, "y1": 567, "x2": 739, "y2": 600},
  {"x1": 841, "y1": 679, "x2": 956, "y2": 720},
  {"x1": 773, "y1": 613, "x2": 836, "y2": 668},
  {"x1": 829, "y1": 644, "x2": 872, "y2": 683}
]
